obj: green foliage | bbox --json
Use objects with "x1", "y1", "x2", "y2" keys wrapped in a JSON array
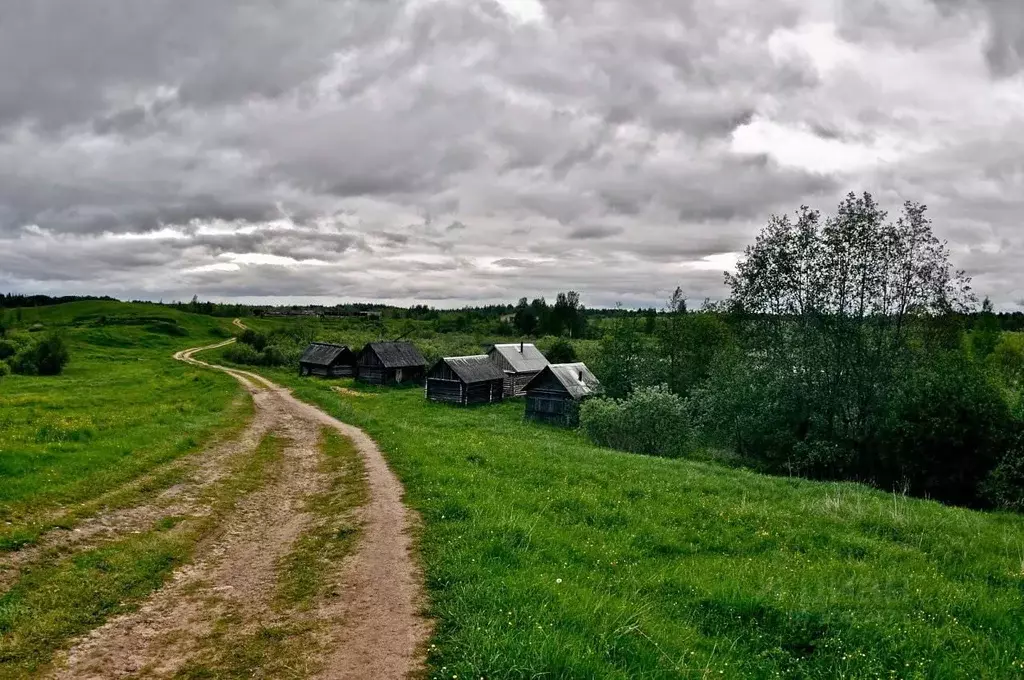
[
  {"x1": 580, "y1": 385, "x2": 689, "y2": 457},
  {"x1": 982, "y1": 439, "x2": 1024, "y2": 511},
  {"x1": 6, "y1": 333, "x2": 70, "y2": 376},
  {"x1": 0, "y1": 361, "x2": 10, "y2": 378},
  {"x1": 543, "y1": 337, "x2": 577, "y2": 364},
  {"x1": 972, "y1": 296, "x2": 1001, "y2": 360},
  {"x1": 594, "y1": 311, "x2": 657, "y2": 399},
  {"x1": 0, "y1": 338, "x2": 16, "y2": 360}
]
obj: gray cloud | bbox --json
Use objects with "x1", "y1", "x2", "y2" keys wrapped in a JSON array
[{"x1": 1, "y1": 0, "x2": 1022, "y2": 307}]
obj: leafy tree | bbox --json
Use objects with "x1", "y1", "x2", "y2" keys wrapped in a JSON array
[
  {"x1": 513, "y1": 297, "x2": 538, "y2": 336},
  {"x1": 545, "y1": 337, "x2": 577, "y2": 364},
  {"x1": 972, "y1": 296, "x2": 1001, "y2": 360}
]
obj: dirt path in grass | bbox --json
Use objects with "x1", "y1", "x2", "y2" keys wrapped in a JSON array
[{"x1": 48, "y1": 336, "x2": 430, "y2": 679}]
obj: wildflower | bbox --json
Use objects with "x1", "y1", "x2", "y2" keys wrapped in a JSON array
[{"x1": 556, "y1": 578, "x2": 562, "y2": 584}]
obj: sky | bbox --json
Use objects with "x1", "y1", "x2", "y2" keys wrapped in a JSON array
[{"x1": 1, "y1": 0, "x2": 1023, "y2": 309}]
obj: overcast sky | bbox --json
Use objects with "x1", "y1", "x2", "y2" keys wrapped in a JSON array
[{"x1": 2, "y1": 0, "x2": 1023, "y2": 308}]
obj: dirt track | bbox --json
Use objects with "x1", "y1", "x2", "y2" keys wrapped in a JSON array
[{"x1": 48, "y1": 333, "x2": 430, "y2": 679}]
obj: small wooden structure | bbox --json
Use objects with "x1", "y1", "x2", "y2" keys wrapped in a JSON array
[
  {"x1": 298, "y1": 342, "x2": 356, "y2": 377},
  {"x1": 524, "y1": 362, "x2": 602, "y2": 426},
  {"x1": 487, "y1": 343, "x2": 549, "y2": 397},
  {"x1": 356, "y1": 342, "x2": 426, "y2": 386},
  {"x1": 425, "y1": 355, "x2": 505, "y2": 406}
]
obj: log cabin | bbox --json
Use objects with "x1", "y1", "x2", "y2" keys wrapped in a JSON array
[
  {"x1": 524, "y1": 362, "x2": 602, "y2": 426},
  {"x1": 425, "y1": 355, "x2": 505, "y2": 406},
  {"x1": 487, "y1": 342, "x2": 549, "y2": 397},
  {"x1": 298, "y1": 342, "x2": 356, "y2": 377},
  {"x1": 356, "y1": 341, "x2": 427, "y2": 386}
]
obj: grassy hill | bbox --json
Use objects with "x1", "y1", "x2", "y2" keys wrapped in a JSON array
[
  {"x1": 0, "y1": 301, "x2": 246, "y2": 549},
  {"x1": 227, "y1": 359, "x2": 1024, "y2": 679}
]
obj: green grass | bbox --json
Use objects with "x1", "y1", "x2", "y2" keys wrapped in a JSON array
[
  {"x1": 0, "y1": 302, "x2": 245, "y2": 550},
  {"x1": 224, "y1": 360, "x2": 1024, "y2": 679},
  {"x1": 0, "y1": 432, "x2": 285, "y2": 679}
]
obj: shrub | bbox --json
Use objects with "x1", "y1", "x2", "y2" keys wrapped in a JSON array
[
  {"x1": 580, "y1": 385, "x2": 690, "y2": 458},
  {"x1": 0, "y1": 361, "x2": 10, "y2": 378},
  {"x1": 544, "y1": 337, "x2": 577, "y2": 364},
  {"x1": 240, "y1": 329, "x2": 267, "y2": 351},
  {"x1": 145, "y1": 320, "x2": 188, "y2": 336},
  {"x1": 982, "y1": 440, "x2": 1024, "y2": 512},
  {"x1": 35, "y1": 334, "x2": 71, "y2": 375},
  {"x1": 0, "y1": 339, "x2": 16, "y2": 360},
  {"x1": 224, "y1": 342, "x2": 264, "y2": 366}
]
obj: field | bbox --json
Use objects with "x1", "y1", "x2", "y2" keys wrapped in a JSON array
[
  {"x1": 219, "y1": 351, "x2": 1024, "y2": 680},
  {"x1": 2, "y1": 301, "x2": 1023, "y2": 678}
]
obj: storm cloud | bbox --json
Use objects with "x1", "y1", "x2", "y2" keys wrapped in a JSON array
[{"x1": 2, "y1": 0, "x2": 1023, "y2": 308}]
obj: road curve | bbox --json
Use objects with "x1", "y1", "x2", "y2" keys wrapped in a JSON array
[{"x1": 173, "y1": 334, "x2": 432, "y2": 679}]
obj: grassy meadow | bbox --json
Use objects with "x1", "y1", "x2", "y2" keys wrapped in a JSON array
[
  {"x1": 222, "y1": 354, "x2": 1024, "y2": 680},
  {"x1": 0, "y1": 302, "x2": 245, "y2": 549}
]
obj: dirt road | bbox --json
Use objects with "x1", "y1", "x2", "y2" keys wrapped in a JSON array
[{"x1": 49, "y1": 334, "x2": 430, "y2": 679}]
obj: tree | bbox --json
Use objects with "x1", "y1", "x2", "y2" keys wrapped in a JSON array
[
  {"x1": 552, "y1": 291, "x2": 586, "y2": 338},
  {"x1": 710, "y1": 192, "x2": 980, "y2": 494},
  {"x1": 545, "y1": 337, "x2": 577, "y2": 363},
  {"x1": 513, "y1": 297, "x2": 538, "y2": 336},
  {"x1": 973, "y1": 296, "x2": 1001, "y2": 360}
]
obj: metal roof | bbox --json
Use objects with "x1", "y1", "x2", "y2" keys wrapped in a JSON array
[
  {"x1": 530, "y1": 362, "x2": 603, "y2": 399},
  {"x1": 363, "y1": 341, "x2": 427, "y2": 368},
  {"x1": 489, "y1": 343, "x2": 549, "y2": 374},
  {"x1": 299, "y1": 342, "x2": 352, "y2": 367},
  {"x1": 433, "y1": 355, "x2": 506, "y2": 384}
]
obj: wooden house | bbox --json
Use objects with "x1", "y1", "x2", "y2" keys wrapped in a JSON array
[
  {"x1": 524, "y1": 363, "x2": 602, "y2": 426},
  {"x1": 356, "y1": 342, "x2": 426, "y2": 386},
  {"x1": 487, "y1": 343, "x2": 549, "y2": 397},
  {"x1": 298, "y1": 342, "x2": 356, "y2": 377},
  {"x1": 425, "y1": 355, "x2": 505, "y2": 406}
]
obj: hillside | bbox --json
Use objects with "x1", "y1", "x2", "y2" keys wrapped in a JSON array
[
  {"x1": 231, "y1": 360, "x2": 1024, "y2": 679},
  {"x1": 0, "y1": 301, "x2": 244, "y2": 547}
]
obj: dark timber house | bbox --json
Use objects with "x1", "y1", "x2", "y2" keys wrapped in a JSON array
[
  {"x1": 524, "y1": 362, "x2": 602, "y2": 426},
  {"x1": 425, "y1": 355, "x2": 506, "y2": 406},
  {"x1": 356, "y1": 342, "x2": 427, "y2": 386},
  {"x1": 298, "y1": 342, "x2": 356, "y2": 377},
  {"x1": 487, "y1": 343, "x2": 549, "y2": 397}
]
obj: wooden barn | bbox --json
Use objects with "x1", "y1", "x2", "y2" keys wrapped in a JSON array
[
  {"x1": 425, "y1": 355, "x2": 505, "y2": 406},
  {"x1": 524, "y1": 362, "x2": 602, "y2": 426},
  {"x1": 356, "y1": 342, "x2": 427, "y2": 386},
  {"x1": 298, "y1": 342, "x2": 356, "y2": 377},
  {"x1": 487, "y1": 343, "x2": 549, "y2": 397}
]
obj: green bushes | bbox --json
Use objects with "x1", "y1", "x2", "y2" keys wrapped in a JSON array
[
  {"x1": 580, "y1": 385, "x2": 689, "y2": 457},
  {"x1": 543, "y1": 337, "x2": 577, "y2": 363},
  {"x1": 0, "y1": 360, "x2": 10, "y2": 378},
  {"x1": 2, "y1": 333, "x2": 71, "y2": 376}
]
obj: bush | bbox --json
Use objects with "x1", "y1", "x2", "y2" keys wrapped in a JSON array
[
  {"x1": 9, "y1": 333, "x2": 70, "y2": 376},
  {"x1": 544, "y1": 337, "x2": 577, "y2": 364},
  {"x1": 145, "y1": 320, "x2": 188, "y2": 336},
  {"x1": 982, "y1": 440, "x2": 1024, "y2": 512},
  {"x1": 0, "y1": 339, "x2": 16, "y2": 360},
  {"x1": 0, "y1": 361, "x2": 10, "y2": 378},
  {"x1": 580, "y1": 385, "x2": 690, "y2": 458},
  {"x1": 239, "y1": 329, "x2": 267, "y2": 351},
  {"x1": 224, "y1": 342, "x2": 264, "y2": 366}
]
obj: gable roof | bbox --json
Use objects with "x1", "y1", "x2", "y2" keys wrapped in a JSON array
[
  {"x1": 489, "y1": 343, "x2": 549, "y2": 373},
  {"x1": 362, "y1": 341, "x2": 426, "y2": 368},
  {"x1": 433, "y1": 355, "x2": 506, "y2": 384},
  {"x1": 526, "y1": 362, "x2": 602, "y2": 399},
  {"x1": 300, "y1": 342, "x2": 352, "y2": 366}
]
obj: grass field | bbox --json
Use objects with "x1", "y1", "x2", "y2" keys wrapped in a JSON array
[
  {"x1": 0, "y1": 302, "x2": 246, "y2": 550},
  {"x1": 222, "y1": 355, "x2": 1024, "y2": 679}
]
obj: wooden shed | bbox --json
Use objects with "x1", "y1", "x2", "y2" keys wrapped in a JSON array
[
  {"x1": 487, "y1": 343, "x2": 549, "y2": 397},
  {"x1": 524, "y1": 362, "x2": 602, "y2": 426},
  {"x1": 356, "y1": 342, "x2": 427, "y2": 386},
  {"x1": 298, "y1": 342, "x2": 356, "y2": 377},
  {"x1": 425, "y1": 355, "x2": 506, "y2": 406}
]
